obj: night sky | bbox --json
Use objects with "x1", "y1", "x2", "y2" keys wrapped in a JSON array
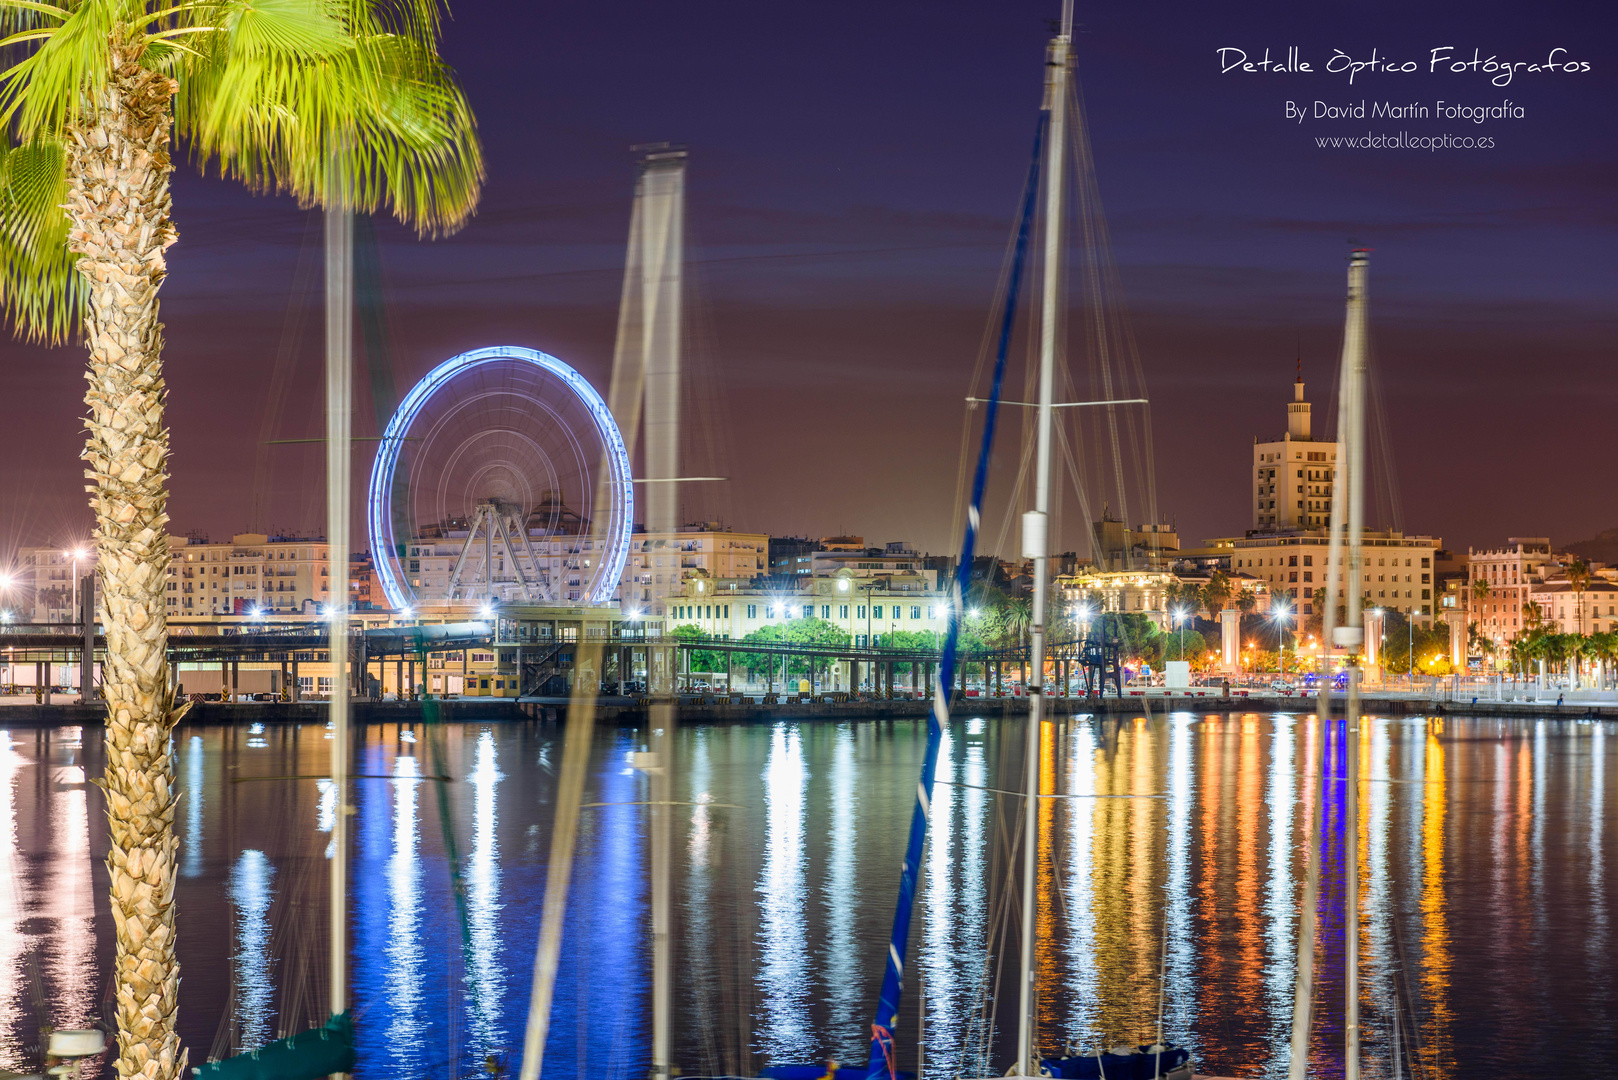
[{"x1": 3, "y1": 0, "x2": 1614, "y2": 562}]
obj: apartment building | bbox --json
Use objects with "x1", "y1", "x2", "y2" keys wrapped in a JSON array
[{"x1": 167, "y1": 534, "x2": 332, "y2": 616}]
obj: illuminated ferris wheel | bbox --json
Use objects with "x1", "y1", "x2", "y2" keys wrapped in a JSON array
[{"x1": 367, "y1": 345, "x2": 633, "y2": 610}]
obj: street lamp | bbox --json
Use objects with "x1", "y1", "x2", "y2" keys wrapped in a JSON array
[
  {"x1": 1272, "y1": 603, "x2": 1291, "y2": 678},
  {"x1": 65, "y1": 547, "x2": 87, "y2": 627}
]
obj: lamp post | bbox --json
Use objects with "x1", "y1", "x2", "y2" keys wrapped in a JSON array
[
  {"x1": 66, "y1": 547, "x2": 87, "y2": 627},
  {"x1": 1273, "y1": 602, "x2": 1291, "y2": 678}
]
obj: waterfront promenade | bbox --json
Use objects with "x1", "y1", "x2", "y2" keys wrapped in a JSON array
[{"x1": 1, "y1": 685, "x2": 1613, "y2": 727}]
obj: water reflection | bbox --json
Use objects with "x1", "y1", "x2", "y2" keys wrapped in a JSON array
[
  {"x1": 385, "y1": 752, "x2": 427, "y2": 1072},
  {"x1": 229, "y1": 850, "x2": 276, "y2": 1051},
  {"x1": 824, "y1": 725, "x2": 859, "y2": 1049},
  {"x1": 2, "y1": 715, "x2": 1616, "y2": 1080},
  {"x1": 466, "y1": 731, "x2": 503, "y2": 1053},
  {"x1": 755, "y1": 724, "x2": 811, "y2": 1061},
  {"x1": 0, "y1": 732, "x2": 27, "y2": 1067}
]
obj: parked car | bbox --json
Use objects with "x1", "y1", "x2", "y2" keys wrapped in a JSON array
[{"x1": 1270, "y1": 679, "x2": 1296, "y2": 693}]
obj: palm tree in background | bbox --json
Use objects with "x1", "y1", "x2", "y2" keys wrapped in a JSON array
[
  {"x1": 1201, "y1": 569, "x2": 1232, "y2": 619},
  {"x1": 1567, "y1": 558, "x2": 1591, "y2": 636},
  {"x1": 0, "y1": 3, "x2": 481, "y2": 1076}
]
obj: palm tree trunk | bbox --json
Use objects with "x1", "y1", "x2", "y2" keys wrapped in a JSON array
[{"x1": 67, "y1": 50, "x2": 188, "y2": 1080}]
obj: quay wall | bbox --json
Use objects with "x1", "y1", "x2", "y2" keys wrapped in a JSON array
[{"x1": 1, "y1": 694, "x2": 1614, "y2": 729}]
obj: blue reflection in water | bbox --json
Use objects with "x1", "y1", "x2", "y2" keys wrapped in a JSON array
[
  {"x1": 683, "y1": 728, "x2": 727, "y2": 1075},
  {"x1": 756, "y1": 724, "x2": 812, "y2": 1062},
  {"x1": 466, "y1": 731, "x2": 504, "y2": 1054},
  {"x1": 920, "y1": 723, "x2": 954, "y2": 1080},
  {"x1": 385, "y1": 754, "x2": 427, "y2": 1071},
  {"x1": 229, "y1": 850, "x2": 276, "y2": 1051},
  {"x1": 824, "y1": 725, "x2": 859, "y2": 1049},
  {"x1": 548, "y1": 731, "x2": 646, "y2": 1079},
  {"x1": 183, "y1": 735, "x2": 204, "y2": 878}
]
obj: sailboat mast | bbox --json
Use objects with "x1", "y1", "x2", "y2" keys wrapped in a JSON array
[
  {"x1": 642, "y1": 147, "x2": 685, "y2": 1080},
  {"x1": 1340, "y1": 250, "x2": 1369, "y2": 1080},
  {"x1": 324, "y1": 198, "x2": 353, "y2": 1072},
  {"x1": 1018, "y1": 1, "x2": 1071, "y2": 1072},
  {"x1": 1289, "y1": 250, "x2": 1367, "y2": 1079}
]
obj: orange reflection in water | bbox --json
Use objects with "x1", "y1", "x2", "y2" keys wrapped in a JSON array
[{"x1": 1419, "y1": 721, "x2": 1452, "y2": 1074}]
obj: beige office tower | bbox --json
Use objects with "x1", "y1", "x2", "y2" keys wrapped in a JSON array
[{"x1": 1253, "y1": 370, "x2": 1339, "y2": 531}]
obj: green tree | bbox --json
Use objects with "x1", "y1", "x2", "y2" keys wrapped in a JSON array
[
  {"x1": 0, "y1": 4, "x2": 480, "y2": 1076},
  {"x1": 670, "y1": 622, "x2": 725, "y2": 673}
]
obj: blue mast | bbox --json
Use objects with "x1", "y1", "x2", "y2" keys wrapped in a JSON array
[{"x1": 864, "y1": 111, "x2": 1049, "y2": 1080}]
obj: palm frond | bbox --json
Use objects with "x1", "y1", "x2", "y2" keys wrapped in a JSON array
[
  {"x1": 0, "y1": 0, "x2": 124, "y2": 135},
  {"x1": 175, "y1": 0, "x2": 481, "y2": 235},
  {"x1": 0, "y1": 132, "x2": 80, "y2": 342}
]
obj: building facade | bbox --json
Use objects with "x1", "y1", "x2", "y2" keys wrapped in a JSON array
[
  {"x1": 1215, "y1": 529, "x2": 1439, "y2": 621},
  {"x1": 670, "y1": 568, "x2": 948, "y2": 646},
  {"x1": 1253, "y1": 374, "x2": 1339, "y2": 531},
  {"x1": 1464, "y1": 538, "x2": 1556, "y2": 648},
  {"x1": 167, "y1": 534, "x2": 332, "y2": 616}
]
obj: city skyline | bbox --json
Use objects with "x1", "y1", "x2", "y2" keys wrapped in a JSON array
[{"x1": 1, "y1": 0, "x2": 1612, "y2": 561}]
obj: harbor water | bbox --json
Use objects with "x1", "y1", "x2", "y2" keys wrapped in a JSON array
[{"x1": 1, "y1": 712, "x2": 1613, "y2": 1079}]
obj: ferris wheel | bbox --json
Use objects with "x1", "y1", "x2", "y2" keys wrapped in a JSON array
[{"x1": 367, "y1": 345, "x2": 633, "y2": 610}]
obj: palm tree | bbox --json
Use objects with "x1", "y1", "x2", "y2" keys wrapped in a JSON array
[
  {"x1": 1523, "y1": 599, "x2": 1545, "y2": 633},
  {"x1": 1201, "y1": 569, "x2": 1232, "y2": 619},
  {"x1": 1567, "y1": 558, "x2": 1591, "y2": 636},
  {"x1": 0, "y1": 5, "x2": 480, "y2": 1077}
]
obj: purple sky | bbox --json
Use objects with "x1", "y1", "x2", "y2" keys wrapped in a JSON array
[{"x1": 2, "y1": 0, "x2": 1614, "y2": 562}]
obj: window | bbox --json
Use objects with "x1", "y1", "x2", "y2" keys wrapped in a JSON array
[
  {"x1": 1303, "y1": 571, "x2": 1312, "y2": 582},
  {"x1": 857, "y1": 606, "x2": 866, "y2": 619},
  {"x1": 821, "y1": 605, "x2": 830, "y2": 619},
  {"x1": 802, "y1": 604, "x2": 813, "y2": 619},
  {"x1": 747, "y1": 604, "x2": 757, "y2": 619},
  {"x1": 911, "y1": 606, "x2": 921, "y2": 620},
  {"x1": 1303, "y1": 555, "x2": 1312, "y2": 566},
  {"x1": 839, "y1": 605, "x2": 849, "y2": 619},
  {"x1": 1289, "y1": 572, "x2": 1298, "y2": 582},
  {"x1": 1289, "y1": 555, "x2": 1298, "y2": 567}
]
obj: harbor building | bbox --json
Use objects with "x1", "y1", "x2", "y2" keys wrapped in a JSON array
[
  {"x1": 1209, "y1": 530, "x2": 1439, "y2": 620},
  {"x1": 167, "y1": 534, "x2": 333, "y2": 616},
  {"x1": 1253, "y1": 370, "x2": 1338, "y2": 531}
]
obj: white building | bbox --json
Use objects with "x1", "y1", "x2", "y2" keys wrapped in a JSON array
[
  {"x1": 1253, "y1": 373, "x2": 1339, "y2": 531},
  {"x1": 620, "y1": 525, "x2": 768, "y2": 615},
  {"x1": 167, "y1": 534, "x2": 332, "y2": 616},
  {"x1": 1215, "y1": 529, "x2": 1439, "y2": 621},
  {"x1": 670, "y1": 568, "x2": 948, "y2": 647},
  {"x1": 11, "y1": 545, "x2": 98, "y2": 624}
]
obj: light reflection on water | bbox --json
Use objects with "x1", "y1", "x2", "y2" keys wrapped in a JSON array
[{"x1": 0, "y1": 715, "x2": 1615, "y2": 1080}]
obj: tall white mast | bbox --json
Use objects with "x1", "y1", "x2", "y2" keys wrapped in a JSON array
[
  {"x1": 324, "y1": 196, "x2": 353, "y2": 1077},
  {"x1": 1290, "y1": 250, "x2": 1368, "y2": 1079},
  {"x1": 636, "y1": 147, "x2": 685, "y2": 1080},
  {"x1": 1339, "y1": 251, "x2": 1369, "y2": 1080},
  {"x1": 1017, "y1": 1, "x2": 1071, "y2": 1073}
]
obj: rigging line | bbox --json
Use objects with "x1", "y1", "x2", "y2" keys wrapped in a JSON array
[
  {"x1": 865, "y1": 106, "x2": 1048, "y2": 1080},
  {"x1": 250, "y1": 210, "x2": 321, "y2": 534}
]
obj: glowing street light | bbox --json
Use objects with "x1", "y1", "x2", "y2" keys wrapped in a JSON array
[{"x1": 1272, "y1": 602, "x2": 1292, "y2": 677}]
